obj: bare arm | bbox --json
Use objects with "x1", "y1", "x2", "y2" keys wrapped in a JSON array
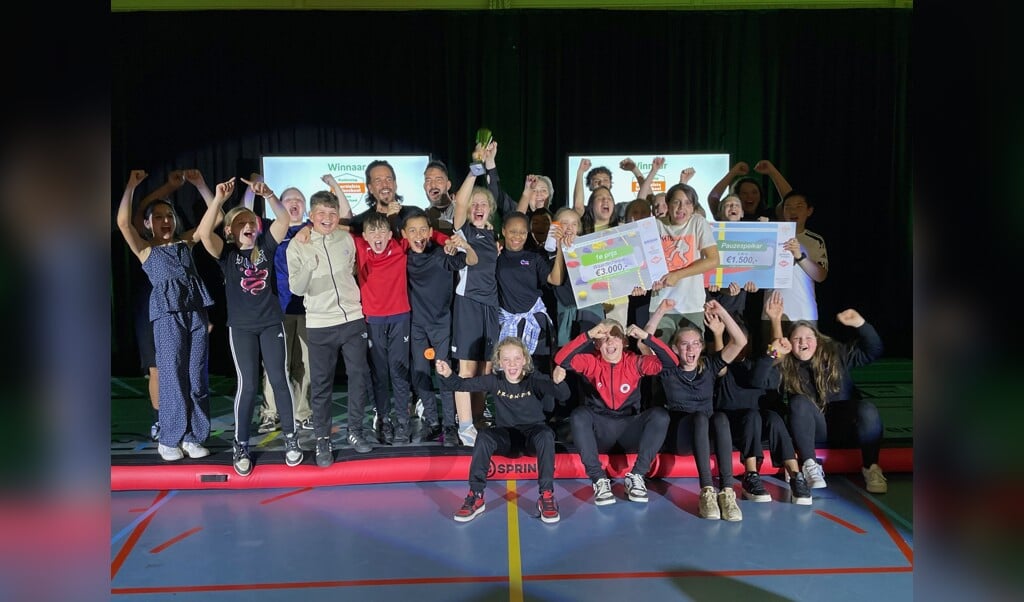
[
  {"x1": 452, "y1": 169, "x2": 478, "y2": 231},
  {"x1": 181, "y1": 169, "x2": 220, "y2": 243},
  {"x1": 765, "y1": 289, "x2": 785, "y2": 341},
  {"x1": 546, "y1": 231, "x2": 565, "y2": 286},
  {"x1": 707, "y1": 299, "x2": 747, "y2": 364},
  {"x1": 517, "y1": 175, "x2": 537, "y2": 213},
  {"x1": 195, "y1": 177, "x2": 235, "y2": 258},
  {"x1": 117, "y1": 170, "x2": 152, "y2": 262},
  {"x1": 322, "y1": 173, "x2": 353, "y2": 219},
  {"x1": 132, "y1": 169, "x2": 186, "y2": 235},
  {"x1": 635, "y1": 156, "x2": 665, "y2": 201},
  {"x1": 572, "y1": 159, "x2": 590, "y2": 215},
  {"x1": 754, "y1": 160, "x2": 793, "y2": 199},
  {"x1": 243, "y1": 178, "x2": 290, "y2": 243},
  {"x1": 660, "y1": 243, "x2": 720, "y2": 288},
  {"x1": 708, "y1": 162, "x2": 748, "y2": 217}
]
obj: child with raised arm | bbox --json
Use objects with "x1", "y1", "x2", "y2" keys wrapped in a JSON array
[
  {"x1": 644, "y1": 298, "x2": 748, "y2": 520},
  {"x1": 554, "y1": 319, "x2": 678, "y2": 505},
  {"x1": 287, "y1": 189, "x2": 374, "y2": 466},
  {"x1": 195, "y1": 177, "x2": 304, "y2": 476},
  {"x1": 116, "y1": 170, "x2": 215, "y2": 462},
  {"x1": 404, "y1": 210, "x2": 477, "y2": 445},
  {"x1": 437, "y1": 337, "x2": 570, "y2": 523},
  {"x1": 707, "y1": 311, "x2": 811, "y2": 505},
  {"x1": 450, "y1": 153, "x2": 502, "y2": 446},
  {"x1": 766, "y1": 292, "x2": 887, "y2": 493}
]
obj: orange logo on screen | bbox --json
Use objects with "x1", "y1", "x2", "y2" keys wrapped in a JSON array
[
  {"x1": 339, "y1": 182, "x2": 367, "y2": 195},
  {"x1": 631, "y1": 179, "x2": 666, "y2": 193}
]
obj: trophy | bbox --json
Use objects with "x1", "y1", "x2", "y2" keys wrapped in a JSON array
[{"x1": 469, "y1": 127, "x2": 492, "y2": 176}]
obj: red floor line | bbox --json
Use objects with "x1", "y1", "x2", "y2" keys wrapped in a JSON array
[
  {"x1": 860, "y1": 491, "x2": 914, "y2": 565},
  {"x1": 261, "y1": 487, "x2": 314, "y2": 505},
  {"x1": 111, "y1": 490, "x2": 169, "y2": 580},
  {"x1": 110, "y1": 566, "x2": 912, "y2": 594},
  {"x1": 525, "y1": 566, "x2": 914, "y2": 581},
  {"x1": 112, "y1": 575, "x2": 509, "y2": 594},
  {"x1": 149, "y1": 527, "x2": 203, "y2": 554},
  {"x1": 814, "y1": 510, "x2": 867, "y2": 534}
]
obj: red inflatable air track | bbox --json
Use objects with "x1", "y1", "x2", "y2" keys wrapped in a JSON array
[{"x1": 111, "y1": 448, "x2": 912, "y2": 491}]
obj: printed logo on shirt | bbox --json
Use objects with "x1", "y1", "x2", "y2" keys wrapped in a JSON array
[
  {"x1": 520, "y1": 259, "x2": 530, "y2": 266},
  {"x1": 240, "y1": 267, "x2": 269, "y2": 295},
  {"x1": 619, "y1": 383, "x2": 631, "y2": 394}
]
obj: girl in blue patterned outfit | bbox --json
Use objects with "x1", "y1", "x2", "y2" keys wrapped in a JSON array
[{"x1": 116, "y1": 170, "x2": 215, "y2": 462}]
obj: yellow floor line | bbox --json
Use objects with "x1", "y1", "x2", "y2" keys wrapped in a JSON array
[{"x1": 506, "y1": 480, "x2": 523, "y2": 602}]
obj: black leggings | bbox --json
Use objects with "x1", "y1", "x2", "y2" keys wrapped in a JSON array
[
  {"x1": 665, "y1": 410, "x2": 735, "y2": 489},
  {"x1": 787, "y1": 395, "x2": 884, "y2": 468}
]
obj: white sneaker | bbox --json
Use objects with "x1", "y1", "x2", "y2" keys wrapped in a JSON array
[
  {"x1": 862, "y1": 464, "x2": 888, "y2": 494},
  {"x1": 624, "y1": 473, "x2": 648, "y2": 503},
  {"x1": 718, "y1": 487, "x2": 743, "y2": 521},
  {"x1": 592, "y1": 477, "x2": 615, "y2": 505},
  {"x1": 158, "y1": 443, "x2": 183, "y2": 461},
  {"x1": 802, "y1": 458, "x2": 827, "y2": 489},
  {"x1": 699, "y1": 486, "x2": 720, "y2": 519},
  {"x1": 181, "y1": 441, "x2": 210, "y2": 459}
]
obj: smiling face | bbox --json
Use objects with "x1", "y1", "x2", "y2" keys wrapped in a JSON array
[
  {"x1": 736, "y1": 180, "x2": 762, "y2": 215},
  {"x1": 368, "y1": 164, "x2": 396, "y2": 208},
  {"x1": 720, "y1": 195, "x2": 744, "y2": 222},
  {"x1": 781, "y1": 195, "x2": 813, "y2": 231},
  {"x1": 531, "y1": 180, "x2": 551, "y2": 209},
  {"x1": 590, "y1": 187, "x2": 615, "y2": 223},
  {"x1": 229, "y1": 210, "x2": 260, "y2": 249},
  {"x1": 672, "y1": 329, "x2": 704, "y2": 370},
  {"x1": 402, "y1": 215, "x2": 432, "y2": 253},
  {"x1": 469, "y1": 190, "x2": 492, "y2": 227},
  {"x1": 597, "y1": 330, "x2": 626, "y2": 364},
  {"x1": 362, "y1": 224, "x2": 392, "y2": 254},
  {"x1": 554, "y1": 209, "x2": 580, "y2": 237},
  {"x1": 788, "y1": 324, "x2": 818, "y2": 361},
  {"x1": 280, "y1": 188, "x2": 306, "y2": 225},
  {"x1": 502, "y1": 215, "x2": 529, "y2": 252},
  {"x1": 497, "y1": 344, "x2": 528, "y2": 383},
  {"x1": 145, "y1": 202, "x2": 177, "y2": 242},
  {"x1": 309, "y1": 202, "x2": 340, "y2": 235},
  {"x1": 423, "y1": 166, "x2": 450, "y2": 206},
  {"x1": 668, "y1": 189, "x2": 695, "y2": 225}
]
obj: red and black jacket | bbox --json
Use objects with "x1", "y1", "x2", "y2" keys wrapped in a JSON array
[{"x1": 554, "y1": 332, "x2": 678, "y2": 416}]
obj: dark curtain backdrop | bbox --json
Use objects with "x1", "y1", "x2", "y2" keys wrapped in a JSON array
[{"x1": 111, "y1": 8, "x2": 911, "y2": 376}]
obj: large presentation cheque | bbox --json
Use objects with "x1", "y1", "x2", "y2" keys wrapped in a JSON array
[
  {"x1": 704, "y1": 221, "x2": 797, "y2": 289},
  {"x1": 563, "y1": 217, "x2": 668, "y2": 309}
]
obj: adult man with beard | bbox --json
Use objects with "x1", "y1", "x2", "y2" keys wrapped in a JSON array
[
  {"x1": 423, "y1": 160, "x2": 456, "y2": 236},
  {"x1": 347, "y1": 160, "x2": 420, "y2": 237}
]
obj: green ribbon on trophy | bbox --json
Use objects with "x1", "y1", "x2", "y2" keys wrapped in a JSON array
[{"x1": 469, "y1": 127, "x2": 492, "y2": 176}]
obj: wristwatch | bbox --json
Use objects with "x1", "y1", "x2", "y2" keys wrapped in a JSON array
[{"x1": 794, "y1": 252, "x2": 807, "y2": 263}]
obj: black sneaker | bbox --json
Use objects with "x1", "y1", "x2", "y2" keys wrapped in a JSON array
[
  {"x1": 232, "y1": 441, "x2": 252, "y2": 477},
  {"x1": 442, "y1": 425, "x2": 459, "y2": 448},
  {"x1": 315, "y1": 436, "x2": 334, "y2": 468},
  {"x1": 453, "y1": 491, "x2": 485, "y2": 522},
  {"x1": 347, "y1": 430, "x2": 372, "y2": 454},
  {"x1": 537, "y1": 490, "x2": 560, "y2": 523},
  {"x1": 284, "y1": 432, "x2": 304, "y2": 467},
  {"x1": 418, "y1": 422, "x2": 443, "y2": 443},
  {"x1": 393, "y1": 421, "x2": 411, "y2": 445},
  {"x1": 790, "y1": 472, "x2": 813, "y2": 505},
  {"x1": 741, "y1": 471, "x2": 772, "y2": 502},
  {"x1": 377, "y1": 419, "x2": 394, "y2": 445}
]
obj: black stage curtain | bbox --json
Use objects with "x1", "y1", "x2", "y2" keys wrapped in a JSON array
[{"x1": 111, "y1": 8, "x2": 911, "y2": 376}]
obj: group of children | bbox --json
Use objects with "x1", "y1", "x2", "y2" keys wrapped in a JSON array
[{"x1": 115, "y1": 148, "x2": 888, "y2": 524}]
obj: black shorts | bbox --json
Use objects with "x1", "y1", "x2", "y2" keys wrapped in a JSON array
[
  {"x1": 452, "y1": 296, "x2": 499, "y2": 362},
  {"x1": 133, "y1": 295, "x2": 157, "y2": 372}
]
